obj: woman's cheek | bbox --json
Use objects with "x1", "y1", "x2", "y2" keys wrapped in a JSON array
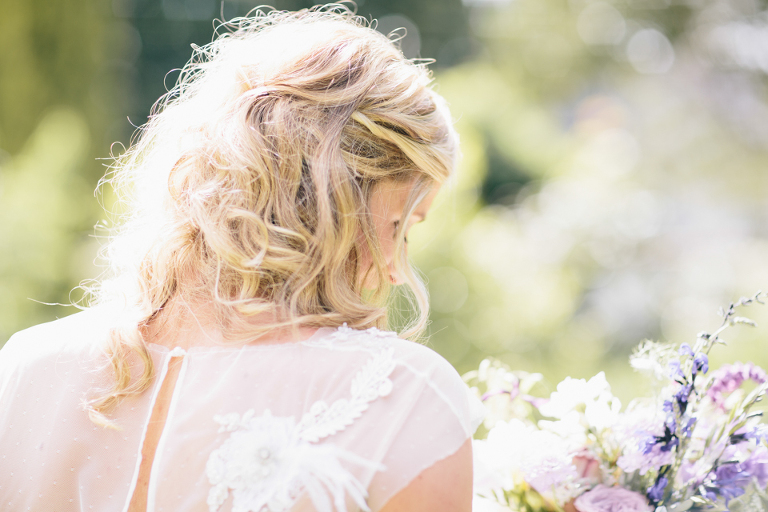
[
  {"x1": 380, "y1": 239, "x2": 394, "y2": 265},
  {"x1": 355, "y1": 232, "x2": 373, "y2": 283}
]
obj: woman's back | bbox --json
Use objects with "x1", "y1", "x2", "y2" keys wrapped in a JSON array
[
  {"x1": 0, "y1": 306, "x2": 484, "y2": 511},
  {"x1": 0, "y1": 7, "x2": 480, "y2": 511}
]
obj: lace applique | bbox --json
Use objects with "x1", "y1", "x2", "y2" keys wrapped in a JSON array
[
  {"x1": 206, "y1": 333, "x2": 396, "y2": 512},
  {"x1": 206, "y1": 410, "x2": 375, "y2": 512},
  {"x1": 302, "y1": 323, "x2": 399, "y2": 353},
  {"x1": 297, "y1": 346, "x2": 396, "y2": 442}
]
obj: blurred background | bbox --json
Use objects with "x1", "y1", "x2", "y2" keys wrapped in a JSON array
[{"x1": 2, "y1": 0, "x2": 768, "y2": 403}]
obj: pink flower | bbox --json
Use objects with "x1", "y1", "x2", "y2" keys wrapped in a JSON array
[
  {"x1": 573, "y1": 485, "x2": 653, "y2": 512},
  {"x1": 572, "y1": 450, "x2": 601, "y2": 481},
  {"x1": 707, "y1": 362, "x2": 768, "y2": 408}
]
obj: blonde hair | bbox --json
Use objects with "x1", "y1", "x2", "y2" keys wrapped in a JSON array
[{"x1": 86, "y1": 5, "x2": 458, "y2": 427}]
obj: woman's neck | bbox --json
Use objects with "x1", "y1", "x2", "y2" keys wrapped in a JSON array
[{"x1": 140, "y1": 295, "x2": 319, "y2": 350}]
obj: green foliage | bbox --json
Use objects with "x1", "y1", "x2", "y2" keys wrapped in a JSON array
[
  {"x1": 0, "y1": 0, "x2": 473, "y2": 347},
  {"x1": 0, "y1": 0, "x2": 117, "y2": 343},
  {"x1": 0, "y1": 109, "x2": 97, "y2": 341},
  {"x1": 413, "y1": 0, "x2": 768, "y2": 403},
  {"x1": 0, "y1": 0, "x2": 108, "y2": 156},
  {"x1": 3, "y1": 0, "x2": 768, "y2": 413}
]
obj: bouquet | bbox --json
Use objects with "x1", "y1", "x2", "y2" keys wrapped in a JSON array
[{"x1": 465, "y1": 292, "x2": 768, "y2": 512}]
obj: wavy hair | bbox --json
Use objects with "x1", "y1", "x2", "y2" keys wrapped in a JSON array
[{"x1": 85, "y1": 5, "x2": 458, "y2": 428}]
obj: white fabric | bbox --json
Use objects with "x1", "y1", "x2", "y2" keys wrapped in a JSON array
[{"x1": 0, "y1": 307, "x2": 485, "y2": 512}]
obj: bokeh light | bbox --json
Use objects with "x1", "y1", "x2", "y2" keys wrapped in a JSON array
[{"x1": 3, "y1": 0, "x2": 768, "y2": 404}]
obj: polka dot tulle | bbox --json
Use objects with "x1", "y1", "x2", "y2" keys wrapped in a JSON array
[{"x1": 0, "y1": 308, "x2": 484, "y2": 511}]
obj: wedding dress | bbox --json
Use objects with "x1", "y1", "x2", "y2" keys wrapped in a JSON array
[{"x1": 0, "y1": 306, "x2": 485, "y2": 512}]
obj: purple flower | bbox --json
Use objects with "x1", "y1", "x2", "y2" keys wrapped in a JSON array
[
  {"x1": 678, "y1": 459, "x2": 706, "y2": 489},
  {"x1": 574, "y1": 485, "x2": 653, "y2": 512},
  {"x1": 675, "y1": 384, "x2": 691, "y2": 402},
  {"x1": 662, "y1": 400, "x2": 674, "y2": 413},
  {"x1": 707, "y1": 463, "x2": 748, "y2": 504},
  {"x1": 693, "y1": 353, "x2": 709, "y2": 375},
  {"x1": 640, "y1": 424, "x2": 678, "y2": 454},
  {"x1": 679, "y1": 343, "x2": 694, "y2": 357},
  {"x1": 633, "y1": 416, "x2": 680, "y2": 462},
  {"x1": 745, "y1": 424, "x2": 768, "y2": 444},
  {"x1": 675, "y1": 383, "x2": 692, "y2": 414},
  {"x1": 669, "y1": 361, "x2": 685, "y2": 381},
  {"x1": 681, "y1": 417, "x2": 696, "y2": 437},
  {"x1": 700, "y1": 443, "x2": 768, "y2": 505},
  {"x1": 707, "y1": 362, "x2": 768, "y2": 407},
  {"x1": 659, "y1": 436, "x2": 678, "y2": 452},
  {"x1": 640, "y1": 435, "x2": 657, "y2": 455},
  {"x1": 744, "y1": 445, "x2": 768, "y2": 487},
  {"x1": 742, "y1": 445, "x2": 768, "y2": 488},
  {"x1": 647, "y1": 475, "x2": 668, "y2": 503},
  {"x1": 481, "y1": 376, "x2": 520, "y2": 401},
  {"x1": 620, "y1": 433, "x2": 675, "y2": 475}
]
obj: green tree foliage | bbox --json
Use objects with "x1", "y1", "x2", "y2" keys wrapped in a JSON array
[
  {"x1": 0, "y1": 0, "x2": 105, "y2": 154},
  {"x1": 0, "y1": 109, "x2": 96, "y2": 341},
  {"x1": 0, "y1": 0, "x2": 471, "y2": 343},
  {"x1": 118, "y1": 0, "x2": 469, "y2": 136},
  {"x1": 414, "y1": 0, "x2": 768, "y2": 402},
  {"x1": 0, "y1": 0, "x2": 114, "y2": 342},
  {"x1": 4, "y1": 0, "x2": 768, "y2": 409}
]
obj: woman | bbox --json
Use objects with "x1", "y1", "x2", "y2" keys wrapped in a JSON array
[{"x1": 0, "y1": 7, "x2": 484, "y2": 512}]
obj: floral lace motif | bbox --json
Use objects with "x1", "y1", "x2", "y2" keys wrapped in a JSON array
[
  {"x1": 206, "y1": 326, "x2": 397, "y2": 512},
  {"x1": 302, "y1": 323, "x2": 399, "y2": 353},
  {"x1": 297, "y1": 345, "x2": 396, "y2": 443}
]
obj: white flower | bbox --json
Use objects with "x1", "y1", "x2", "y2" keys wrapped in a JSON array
[
  {"x1": 539, "y1": 372, "x2": 621, "y2": 431},
  {"x1": 585, "y1": 392, "x2": 622, "y2": 431},
  {"x1": 473, "y1": 419, "x2": 579, "y2": 503},
  {"x1": 539, "y1": 411, "x2": 588, "y2": 449}
]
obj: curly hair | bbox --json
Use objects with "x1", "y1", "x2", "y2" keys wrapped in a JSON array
[{"x1": 85, "y1": 5, "x2": 458, "y2": 428}]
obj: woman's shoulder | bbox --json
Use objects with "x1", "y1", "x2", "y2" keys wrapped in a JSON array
[
  {"x1": 307, "y1": 325, "x2": 462, "y2": 382},
  {"x1": 0, "y1": 307, "x2": 111, "y2": 370},
  {"x1": 338, "y1": 328, "x2": 485, "y2": 510},
  {"x1": 307, "y1": 324, "x2": 485, "y2": 429}
]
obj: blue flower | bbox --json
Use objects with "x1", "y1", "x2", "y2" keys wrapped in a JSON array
[
  {"x1": 745, "y1": 424, "x2": 768, "y2": 444},
  {"x1": 659, "y1": 437, "x2": 678, "y2": 452},
  {"x1": 662, "y1": 400, "x2": 674, "y2": 413},
  {"x1": 742, "y1": 445, "x2": 768, "y2": 488},
  {"x1": 640, "y1": 434, "x2": 657, "y2": 455},
  {"x1": 706, "y1": 463, "x2": 749, "y2": 505},
  {"x1": 693, "y1": 353, "x2": 709, "y2": 375},
  {"x1": 681, "y1": 417, "x2": 696, "y2": 437},
  {"x1": 675, "y1": 383, "x2": 692, "y2": 414},
  {"x1": 669, "y1": 361, "x2": 686, "y2": 381},
  {"x1": 679, "y1": 343, "x2": 694, "y2": 357},
  {"x1": 640, "y1": 424, "x2": 679, "y2": 454},
  {"x1": 647, "y1": 475, "x2": 668, "y2": 502},
  {"x1": 643, "y1": 421, "x2": 680, "y2": 453},
  {"x1": 675, "y1": 384, "x2": 691, "y2": 402}
]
